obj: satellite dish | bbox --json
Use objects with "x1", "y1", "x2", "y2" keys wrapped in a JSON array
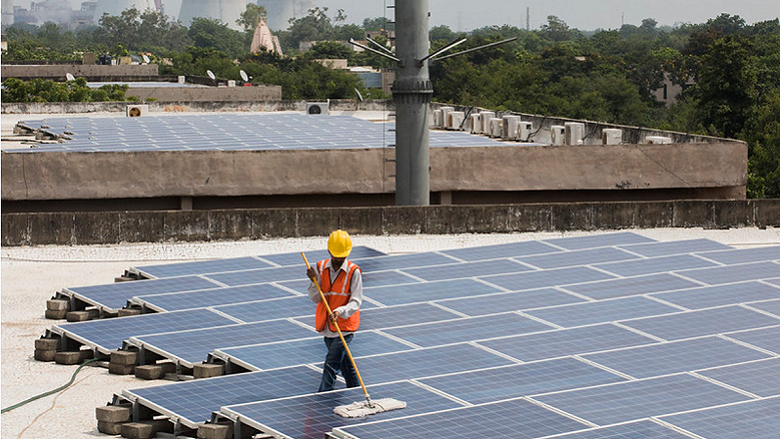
[
  {"x1": 206, "y1": 70, "x2": 216, "y2": 80},
  {"x1": 240, "y1": 70, "x2": 249, "y2": 82},
  {"x1": 66, "y1": 73, "x2": 75, "y2": 81},
  {"x1": 142, "y1": 54, "x2": 150, "y2": 64},
  {"x1": 354, "y1": 88, "x2": 364, "y2": 102}
]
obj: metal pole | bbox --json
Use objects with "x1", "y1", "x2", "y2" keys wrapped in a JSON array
[{"x1": 392, "y1": 0, "x2": 433, "y2": 206}]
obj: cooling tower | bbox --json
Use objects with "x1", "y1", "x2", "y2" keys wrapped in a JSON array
[
  {"x1": 94, "y1": 0, "x2": 156, "y2": 18},
  {"x1": 257, "y1": 0, "x2": 315, "y2": 31},
  {"x1": 178, "y1": 0, "x2": 245, "y2": 30}
]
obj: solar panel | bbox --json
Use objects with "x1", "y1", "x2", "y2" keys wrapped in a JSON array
[
  {"x1": 651, "y1": 282, "x2": 780, "y2": 310},
  {"x1": 749, "y1": 298, "x2": 780, "y2": 316},
  {"x1": 52, "y1": 309, "x2": 237, "y2": 353},
  {"x1": 677, "y1": 261, "x2": 780, "y2": 285},
  {"x1": 418, "y1": 357, "x2": 625, "y2": 404},
  {"x1": 583, "y1": 336, "x2": 770, "y2": 379},
  {"x1": 524, "y1": 296, "x2": 681, "y2": 328},
  {"x1": 518, "y1": 247, "x2": 639, "y2": 269},
  {"x1": 400, "y1": 259, "x2": 533, "y2": 282},
  {"x1": 661, "y1": 397, "x2": 780, "y2": 439},
  {"x1": 440, "y1": 240, "x2": 560, "y2": 261},
  {"x1": 542, "y1": 232, "x2": 655, "y2": 250},
  {"x1": 334, "y1": 398, "x2": 587, "y2": 439},
  {"x1": 361, "y1": 270, "x2": 420, "y2": 287},
  {"x1": 128, "y1": 319, "x2": 317, "y2": 366},
  {"x1": 698, "y1": 358, "x2": 780, "y2": 397},
  {"x1": 562, "y1": 273, "x2": 702, "y2": 300},
  {"x1": 132, "y1": 283, "x2": 298, "y2": 312},
  {"x1": 726, "y1": 325, "x2": 780, "y2": 354},
  {"x1": 363, "y1": 279, "x2": 503, "y2": 306},
  {"x1": 479, "y1": 324, "x2": 656, "y2": 362},
  {"x1": 133, "y1": 257, "x2": 274, "y2": 279},
  {"x1": 618, "y1": 239, "x2": 732, "y2": 257},
  {"x1": 480, "y1": 266, "x2": 616, "y2": 292},
  {"x1": 64, "y1": 275, "x2": 222, "y2": 311},
  {"x1": 621, "y1": 306, "x2": 780, "y2": 341},
  {"x1": 213, "y1": 331, "x2": 414, "y2": 371},
  {"x1": 697, "y1": 246, "x2": 780, "y2": 265},
  {"x1": 214, "y1": 296, "x2": 330, "y2": 323},
  {"x1": 384, "y1": 312, "x2": 553, "y2": 347},
  {"x1": 220, "y1": 381, "x2": 464, "y2": 439},
  {"x1": 204, "y1": 265, "x2": 304, "y2": 287},
  {"x1": 436, "y1": 287, "x2": 585, "y2": 316},
  {"x1": 534, "y1": 374, "x2": 749, "y2": 426},
  {"x1": 356, "y1": 303, "x2": 462, "y2": 330},
  {"x1": 594, "y1": 254, "x2": 717, "y2": 277},
  {"x1": 356, "y1": 253, "x2": 459, "y2": 272},
  {"x1": 542, "y1": 420, "x2": 695, "y2": 438},
  {"x1": 124, "y1": 366, "x2": 322, "y2": 428},
  {"x1": 260, "y1": 246, "x2": 386, "y2": 267}
]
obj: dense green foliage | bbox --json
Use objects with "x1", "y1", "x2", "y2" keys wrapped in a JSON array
[
  {"x1": 2, "y1": 10, "x2": 778, "y2": 197},
  {"x1": 2, "y1": 77, "x2": 137, "y2": 102}
]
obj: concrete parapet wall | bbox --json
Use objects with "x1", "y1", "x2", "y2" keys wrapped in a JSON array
[
  {"x1": 2, "y1": 200, "x2": 778, "y2": 246},
  {"x1": 1, "y1": 64, "x2": 159, "y2": 78},
  {"x1": 124, "y1": 86, "x2": 282, "y2": 102},
  {"x1": 0, "y1": 100, "x2": 394, "y2": 114}
]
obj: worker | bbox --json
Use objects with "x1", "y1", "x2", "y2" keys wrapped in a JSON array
[{"x1": 307, "y1": 229, "x2": 363, "y2": 392}]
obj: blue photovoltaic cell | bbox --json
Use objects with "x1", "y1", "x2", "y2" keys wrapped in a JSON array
[
  {"x1": 335, "y1": 398, "x2": 587, "y2": 439},
  {"x1": 652, "y1": 282, "x2": 780, "y2": 310},
  {"x1": 676, "y1": 261, "x2": 780, "y2": 285},
  {"x1": 54, "y1": 308, "x2": 237, "y2": 353},
  {"x1": 134, "y1": 257, "x2": 274, "y2": 278},
  {"x1": 221, "y1": 381, "x2": 464, "y2": 439},
  {"x1": 621, "y1": 306, "x2": 780, "y2": 341},
  {"x1": 437, "y1": 288, "x2": 586, "y2": 316},
  {"x1": 401, "y1": 259, "x2": 532, "y2": 282},
  {"x1": 749, "y1": 298, "x2": 780, "y2": 317},
  {"x1": 662, "y1": 397, "x2": 780, "y2": 439},
  {"x1": 363, "y1": 279, "x2": 503, "y2": 306},
  {"x1": 65, "y1": 276, "x2": 222, "y2": 311},
  {"x1": 727, "y1": 326, "x2": 780, "y2": 354},
  {"x1": 699, "y1": 358, "x2": 780, "y2": 397},
  {"x1": 535, "y1": 374, "x2": 749, "y2": 426},
  {"x1": 205, "y1": 265, "x2": 305, "y2": 286},
  {"x1": 563, "y1": 273, "x2": 701, "y2": 300},
  {"x1": 543, "y1": 232, "x2": 655, "y2": 250},
  {"x1": 125, "y1": 366, "x2": 322, "y2": 427},
  {"x1": 356, "y1": 252, "x2": 458, "y2": 272},
  {"x1": 356, "y1": 303, "x2": 461, "y2": 330},
  {"x1": 583, "y1": 337, "x2": 770, "y2": 379},
  {"x1": 384, "y1": 312, "x2": 554, "y2": 347},
  {"x1": 518, "y1": 247, "x2": 639, "y2": 269},
  {"x1": 696, "y1": 246, "x2": 780, "y2": 265},
  {"x1": 766, "y1": 278, "x2": 780, "y2": 288},
  {"x1": 215, "y1": 331, "x2": 413, "y2": 370},
  {"x1": 354, "y1": 344, "x2": 515, "y2": 383},
  {"x1": 440, "y1": 240, "x2": 560, "y2": 262},
  {"x1": 134, "y1": 284, "x2": 297, "y2": 312},
  {"x1": 361, "y1": 270, "x2": 420, "y2": 287},
  {"x1": 264, "y1": 246, "x2": 386, "y2": 266},
  {"x1": 619, "y1": 239, "x2": 732, "y2": 257},
  {"x1": 479, "y1": 324, "x2": 656, "y2": 362},
  {"x1": 214, "y1": 296, "x2": 335, "y2": 323},
  {"x1": 480, "y1": 266, "x2": 616, "y2": 292},
  {"x1": 130, "y1": 319, "x2": 316, "y2": 365},
  {"x1": 547, "y1": 421, "x2": 691, "y2": 439},
  {"x1": 595, "y1": 254, "x2": 717, "y2": 277},
  {"x1": 419, "y1": 357, "x2": 625, "y2": 404},
  {"x1": 525, "y1": 296, "x2": 680, "y2": 328}
]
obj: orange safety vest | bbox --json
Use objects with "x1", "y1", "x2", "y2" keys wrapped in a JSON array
[{"x1": 314, "y1": 259, "x2": 361, "y2": 332}]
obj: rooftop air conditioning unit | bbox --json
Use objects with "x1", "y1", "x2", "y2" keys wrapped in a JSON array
[
  {"x1": 448, "y1": 111, "x2": 465, "y2": 131},
  {"x1": 502, "y1": 115, "x2": 522, "y2": 141},
  {"x1": 565, "y1": 122, "x2": 585, "y2": 145},
  {"x1": 551, "y1": 125, "x2": 565, "y2": 146},
  {"x1": 126, "y1": 104, "x2": 148, "y2": 117},
  {"x1": 602, "y1": 129, "x2": 623, "y2": 145},
  {"x1": 470, "y1": 114, "x2": 482, "y2": 134},
  {"x1": 307, "y1": 102, "x2": 329, "y2": 115},
  {"x1": 432, "y1": 110, "x2": 443, "y2": 128},
  {"x1": 440, "y1": 106, "x2": 455, "y2": 129},
  {"x1": 489, "y1": 118, "x2": 503, "y2": 138},
  {"x1": 646, "y1": 136, "x2": 673, "y2": 144},
  {"x1": 518, "y1": 121, "x2": 534, "y2": 142},
  {"x1": 481, "y1": 111, "x2": 495, "y2": 135}
]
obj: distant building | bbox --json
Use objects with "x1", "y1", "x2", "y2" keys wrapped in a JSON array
[
  {"x1": 10, "y1": 0, "x2": 98, "y2": 28},
  {"x1": 653, "y1": 73, "x2": 695, "y2": 107},
  {"x1": 1, "y1": 0, "x2": 14, "y2": 29},
  {"x1": 250, "y1": 18, "x2": 283, "y2": 55},
  {"x1": 258, "y1": 0, "x2": 316, "y2": 31}
]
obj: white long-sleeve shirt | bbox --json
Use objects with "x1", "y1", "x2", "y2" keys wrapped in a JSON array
[{"x1": 308, "y1": 258, "x2": 363, "y2": 338}]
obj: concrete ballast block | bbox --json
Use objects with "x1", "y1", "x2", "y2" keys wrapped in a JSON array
[
  {"x1": 66, "y1": 311, "x2": 92, "y2": 322},
  {"x1": 55, "y1": 351, "x2": 82, "y2": 365},
  {"x1": 197, "y1": 423, "x2": 231, "y2": 439},
  {"x1": 35, "y1": 338, "x2": 59, "y2": 350},
  {"x1": 47, "y1": 299, "x2": 70, "y2": 311},
  {"x1": 109, "y1": 363, "x2": 135, "y2": 375},
  {"x1": 34, "y1": 349, "x2": 57, "y2": 362},
  {"x1": 97, "y1": 420, "x2": 124, "y2": 435},
  {"x1": 118, "y1": 308, "x2": 142, "y2": 317},
  {"x1": 134, "y1": 363, "x2": 176, "y2": 380},
  {"x1": 110, "y1": 350, "x2": 138, "y2": 365},
  {"x1": 45, "y1": 309, "x2": 68, "y2": 320},
  {"x1": 193, "y1": 363, "x2": 224, "y2": 379},
  {"x1": 96, "y1": 405, "x2": 132, "y2": 423},
  {"x1": 120, "y1": 420, "x2": 172, "y2": 439}
]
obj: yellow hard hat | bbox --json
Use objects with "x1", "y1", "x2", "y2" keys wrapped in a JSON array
[{"x1": 328, "y1": 229, "x2": 352, "y2": 258}]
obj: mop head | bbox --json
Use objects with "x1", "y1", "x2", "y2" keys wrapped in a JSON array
[{"x1": 333, "y1": 398, "x2": 407, "y2": 418}]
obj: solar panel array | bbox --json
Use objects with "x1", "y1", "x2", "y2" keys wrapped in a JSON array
[
  {"x1": 44, "y1": 232, "x2": 780, "y2": 438},
  {"x1": 8, "y1": 114, "x2": 506, "y2": 153}
]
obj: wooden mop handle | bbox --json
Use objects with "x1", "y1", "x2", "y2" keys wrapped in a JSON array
[{"x1": 302, "y1": 252, "x2": 372, "y2": 403}]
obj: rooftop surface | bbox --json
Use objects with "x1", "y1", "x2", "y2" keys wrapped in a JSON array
[{"x1": 2, "y1": 227, "x2": 779, "y2": 439}]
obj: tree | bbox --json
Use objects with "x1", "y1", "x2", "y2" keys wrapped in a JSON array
[
  {"x1": 429, "y1": 25, "x2": 457, "y2": 42},
  {"x1": 188, "y1": 17, "x2": 247, "y2": 58},
  {"x1": 236, "y1": 3, "x2": 266, "y2": 33},
  {"x1": 362, "y1": 16, "x2": 393, "y2": 32},
  {"x1": 540, "y1": 16, "x2": 573, "y2": 42}
]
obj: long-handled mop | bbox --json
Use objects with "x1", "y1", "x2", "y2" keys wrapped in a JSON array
[{"x1": 302, "y1": 252, "x2": 406, "y2": 418}]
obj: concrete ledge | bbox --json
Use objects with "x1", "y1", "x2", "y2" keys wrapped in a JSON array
[{"x1": 1, "y1": 201, "x2": 778, "y2": 246}]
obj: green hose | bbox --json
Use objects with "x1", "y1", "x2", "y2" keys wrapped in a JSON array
[{"x1": 1, "y1": 358, "x2": 102, "y2": 414}]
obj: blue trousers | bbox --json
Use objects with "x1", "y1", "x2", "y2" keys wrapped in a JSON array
[{"x1": 319, "y1": 334, "x2": 359, "y2": 392}]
